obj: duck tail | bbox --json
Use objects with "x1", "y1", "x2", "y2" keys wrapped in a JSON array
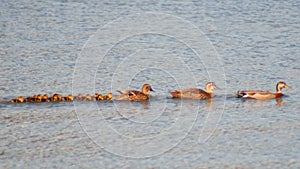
[{"x1": 236, "y1": 91, "x2": 244, "y2": 98}]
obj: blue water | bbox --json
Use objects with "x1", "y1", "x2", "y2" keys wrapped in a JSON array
[{"x1": 1, "y1": 0, "x2": 299, "y2": 168}]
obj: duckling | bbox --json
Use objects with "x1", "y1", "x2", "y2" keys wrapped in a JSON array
[
  {"x1": 84, "y1": 94, "x2": 92, "y2": 101},
  {"x1": 25, "y1": 96, "x2": 35, "y2": 102},
  {"x1": 32, "y1": 95, "x2": 38, "y2": 102},
  {"x1": 9, "y1": 96, "x2": 25, "y2": 103},
  {"x1": 114, "y1": 84, "x2": 154, "y2": 101},
  {"x1": 75, "y1": 94, "x2": 84, "y2": 101},
  {"x1": 170, "y1": 82, "x2": 219, "y2": 99},
  {"x1": 66, "y1": 94, "x2": 74, "y2": 101},
  {"x1": 61, "y1": 96, "x2": 72, "y2": 101},
  {"x1": 236, "y1": 81, "x2": 290, "y2": 100},
  {"x1": 104, "y1": 93, "x2": 113, "y2": 101},
  {"x1": 36, "y1": 94, "x2": 43, "y2": 102},
  {"x1": 9, "y1": 99, "x2": 17, "y2": 103},
  {"x1": 52, "y1": 93, "x2": 62, "y2": 102},
  {"x1": 96, "y1": 94, "x2": 104, "y2": 101},
  {"x1": 15, "y1": 96, "x2": 25, "y2": 103},
  {"x1": 42, "y1": 94, "x2": 49, "y2": 102},
  {"x1": 91, "y1": 93, "x2": 98, "y2": 101}
]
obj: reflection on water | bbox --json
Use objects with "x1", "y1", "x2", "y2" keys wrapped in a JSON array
[{"x1": 236, "y1": 96, "x2": 287, "y2": 108}]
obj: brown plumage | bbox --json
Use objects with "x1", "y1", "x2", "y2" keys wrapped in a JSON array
[
  {"x1": 66, "y1": 94, "x2": 74, "y2": 101},
  {"x1": 75, "y1": 94, "x2": 84, "y2": 101},
  {"x1": 42, "y1": 94, "x2": 49, "y2": 102},
  {"x1": 36, "y1": 94, "x2": 42, "y2": 102},
  {"x1": 51, "y1": 93, "x2": 62, "y2": 102},
  {"x1": 84, "y1": 94, "x2": 92, "y2": 101},
  {"x1": 10, "y1": 96, "x2": 25, "y2": 103},
  {"x1": 104, "y1": 93, "x2": 113, "y2": 101}
]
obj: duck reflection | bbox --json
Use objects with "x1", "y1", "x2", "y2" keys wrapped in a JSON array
[{"x1": 238, "y1": 96, "x2": 286, "y2": 107}]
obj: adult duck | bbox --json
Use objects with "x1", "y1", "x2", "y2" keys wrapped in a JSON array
[
  {"x1": 114, "y1": 84, "x2": 154, "y2": 101},
  {"x1": 236, "y1": 81, "x2": 290, "y2": 100},
  {"x1": 170, "y1": 82, "x2": 219, "y2": 99}
]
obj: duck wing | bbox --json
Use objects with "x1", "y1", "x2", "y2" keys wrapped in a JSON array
[
  {"x1": 128, "y1": 91, "x2": 149, "y2": 101},
  {"x1": 114, "y1": 90, "x2": 148, "y2": 101}
]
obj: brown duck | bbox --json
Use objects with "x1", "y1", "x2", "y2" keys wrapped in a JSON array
[
  {"x1": 113, "y1": 84, "x2": 154, "y2": 101},
  {"x1": 170, "y1": 82, "x2": 219, "y2": 99}
]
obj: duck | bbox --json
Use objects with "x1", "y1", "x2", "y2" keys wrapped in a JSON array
[
  {"x1": 113, "y1": 84, "x2": 154, "y2": 101},
  {"x1": 42, "y1": 94, "x2": 49, "y2": 102},
  {"x1": 170, "y1": 82, "x2": 219, "y2": 99},
  {"x1": 93, "y1": 93, "x2": 104, "y2": 101},
  {"x1": 236, "y1": 81, "x2": 290, "y2": 100},
  {"x1": 9, "y1": 96, "x2": 25, "y2": 103},
  {"x1": 17, "y1": 96, "x2": 25, "y2": 103},
  {"x1": 9, "y1": 99, "x2": 16, "y2": 103},
  {"x1": 93, "y1": 93, "x2": 99, "y2": 101},
  {"x1": 97, "y1": 94, "x2": 104, "y2": 101},
  {"x1": 62, "y1": 94, "x2": 74, "y2": 101},
  {"x1": 32, "y1": 95, "x2": 38, "y2": 102},
  {"x1": 25, "y1": 97, "x2": 34, "y2": 102},
  {"x1": 51, "y1": 93, "x2": 62, "y2": 102},
  {"x1": 75, "y1": 94, "x2": 84, "y2": 101},
  {"x1": 84, "y1": 94, "x2": 92, "y2": 101},
  {"x1": 67, "y1": 94, "x2": 74, "y2": 101},
  {"x1": 36, "y1": 94, "x2": 43, "y2": 102},
  {"x1": 104, "y1": 93, "x2": 113, "y2": 101}
]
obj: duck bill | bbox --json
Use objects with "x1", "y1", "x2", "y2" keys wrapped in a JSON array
[
  {"x1": 214, "y1": 85, "x2": 221, "y2": 90},
  {"x1": 150, "y1": 88, "x2": 155, "y2": 92},
  {"x1": 285, "y1": 85, "x2": 291, "y2": 89}
]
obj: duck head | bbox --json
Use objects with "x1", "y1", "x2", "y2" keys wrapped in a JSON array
[
  {"x1": 142, "y1": 84, "x2": 154, "y2": 95},
  {"x1": 276, "y1": 81, "x2": 290, "y2": 93},
  {"x1": 205, "y1": 82, "x2": 219, "y2": 93}
]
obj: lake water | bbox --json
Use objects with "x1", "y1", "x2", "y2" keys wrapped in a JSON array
[{"x1": 1, "y1": 0, "x2": 299, "y2": 168}]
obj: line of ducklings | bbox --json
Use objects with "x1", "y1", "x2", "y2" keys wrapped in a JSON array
[
  {"x1": 9, "y1": 81, "x2": 291, "y2": 103},
  {"x1": 9, "y1": 93, "x2": 113, "y2": 103}
]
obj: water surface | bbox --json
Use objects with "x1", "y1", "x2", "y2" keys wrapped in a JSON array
[{"x1": 0, "y1": 0, "x2": 299, "y2": 168}]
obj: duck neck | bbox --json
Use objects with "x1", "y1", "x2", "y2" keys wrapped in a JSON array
[
  {"x1": 142, "y1": 89, "x2": 150, "y2": 96},
  {"x1": 276, "y1": 84, "x2": 282, "y2": 93},
  {"x1": 206, "y1": 87, "x2": 213, "y2": 94}
]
